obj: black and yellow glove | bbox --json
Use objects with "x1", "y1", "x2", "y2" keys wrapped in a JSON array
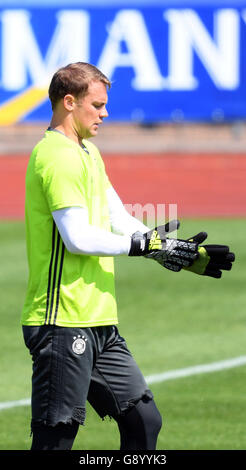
[
  {"x1": 129, "y1": 220, "x2": 199, "y2": 269},
  {"x1": 141, "y1": 227, "x2": 235, "y2": 277},
  {"x1": 184, "y1": 232, "x2": 235, "y2": 278}
]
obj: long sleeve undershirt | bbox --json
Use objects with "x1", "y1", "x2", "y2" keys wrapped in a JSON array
[{"x1": 52, "y1": 186, "x2": 150, "y2": 256}]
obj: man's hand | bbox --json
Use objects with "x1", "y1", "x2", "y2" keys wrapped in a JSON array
[
  {"x1": 137, "y1": 225, "x2": 235, "y2": 277},
  {"x1": 151, "y1": 229, "x2": 235, "y2": 277},
  {"x1": 129, "y1": 220, "x2": 201, "y2": 269},
  {"x1": 183, "y1": 232, "x2": 235, "y2": 278}
]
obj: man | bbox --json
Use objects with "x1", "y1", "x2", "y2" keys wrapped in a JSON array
[{"x1": 21, "y1": 62, "x2": 235, "y2": 450}]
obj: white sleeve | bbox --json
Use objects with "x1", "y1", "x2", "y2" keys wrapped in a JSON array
[
  {"x1": 107, "y1": 186, "x2": 150, "y2": 236},
  {"x1": 52, "y1": 207, "x2": 131, "y2": 256}
]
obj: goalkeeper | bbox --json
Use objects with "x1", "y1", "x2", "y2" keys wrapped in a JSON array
[{"x1": 21, "y1": 62, "x2": 235, "y2": 451}]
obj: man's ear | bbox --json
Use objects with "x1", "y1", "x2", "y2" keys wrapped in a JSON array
[{"x1": 63, "y1": 94, "x2": 75, "y2": 111}]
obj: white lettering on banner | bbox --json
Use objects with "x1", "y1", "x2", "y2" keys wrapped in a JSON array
[
  {"x1": 97, "y1": 9, "x2": 165, "y2": 90},
  {"x1": 1, "y1": 10, "x2": 89, "y2": 91},
  {"x1": 164, "y1": 9, "x2": 239, "y2": 90},
  {"x1": 0, "y1": 8, "x2": 241, "y2": 92},
  {"x1": 241, "y1": 9, "x2": 246, "y2": 27}
]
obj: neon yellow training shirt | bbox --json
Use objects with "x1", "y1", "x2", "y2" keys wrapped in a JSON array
[{"x1": 21, "y1": 130, "x2": 118, "y2": 327}]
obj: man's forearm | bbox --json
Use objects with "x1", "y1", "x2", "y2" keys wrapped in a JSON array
[{"x1": 52, "y1": 207, "x2": 131, "y2": 256}]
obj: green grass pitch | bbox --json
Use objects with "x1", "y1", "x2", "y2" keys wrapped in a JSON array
[{"x1": 0, "y1": 218, "x2": 245, "y2": 450}]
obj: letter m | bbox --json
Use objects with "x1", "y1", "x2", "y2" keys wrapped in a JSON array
[{"x1": 1, "y1": 9, "x2": 89, "y2": 90}]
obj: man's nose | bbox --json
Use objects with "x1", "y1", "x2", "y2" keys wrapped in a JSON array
[{"x1": 100, "y1": 106, "x2": 108, "y2": 118}]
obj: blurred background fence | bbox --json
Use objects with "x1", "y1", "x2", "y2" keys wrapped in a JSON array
[{"x1": 0, "y1": 0, "x2": 246, "y2": 219}]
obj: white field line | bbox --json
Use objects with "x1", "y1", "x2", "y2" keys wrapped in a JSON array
[
  {"x1": 1, "y1": 356, "x2": 246, "y2": 412},
  {"x1": 0, "y1": 398, "x2": 30, "y2": 411},
  {"x1": 145, "y1": 355, "x2": 246, "y2": 384}
]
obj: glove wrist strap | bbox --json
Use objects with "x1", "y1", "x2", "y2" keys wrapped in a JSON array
[{"x1": 128, "y1": 231, "x2": 146, "y2": 256}]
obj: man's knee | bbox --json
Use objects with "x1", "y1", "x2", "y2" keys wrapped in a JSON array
[
  {"x1": 116, "y1": 396, "x2": 162, "y2": 450},
  {"x1": 141, "y1": 397, "x2": 162, "y2": 436}
]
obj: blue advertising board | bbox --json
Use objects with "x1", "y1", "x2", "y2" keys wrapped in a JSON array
[{"x1": 0, "y1": 1, "x2": 246, "y2": 123}]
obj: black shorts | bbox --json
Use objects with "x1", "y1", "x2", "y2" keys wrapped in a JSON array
[{"x1": 22, "y1": 325, "x2": 153, "y2": 427}]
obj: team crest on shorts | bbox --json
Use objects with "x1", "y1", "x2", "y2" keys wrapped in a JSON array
[{"x1": 72, "y1": 335, "x2": 87, "y2": 355}]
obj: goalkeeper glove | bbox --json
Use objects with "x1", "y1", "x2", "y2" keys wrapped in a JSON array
[
  {"x1": 129, "y1": 220, "x2": 200, "y2": 269},
  {"x1": 183, "y1": 232, "x2": 235, "y2": 278}
]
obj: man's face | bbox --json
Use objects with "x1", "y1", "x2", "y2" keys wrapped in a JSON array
[{"x1": 72, "y1": 80, "x2": 109, "y2": 139}]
